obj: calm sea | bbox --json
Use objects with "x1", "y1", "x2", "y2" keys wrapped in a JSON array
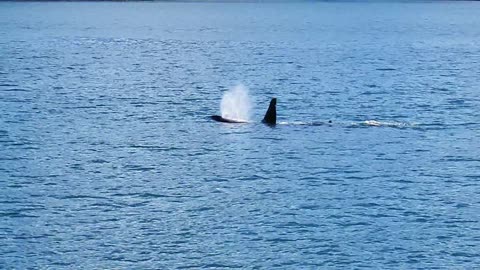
[{"x1": 1, "y1": 1, "x2": 479, "y2": 269}]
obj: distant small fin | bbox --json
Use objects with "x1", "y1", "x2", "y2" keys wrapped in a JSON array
[{"x1": 262, "y1": 98, "x2": 276, "y2": 125}]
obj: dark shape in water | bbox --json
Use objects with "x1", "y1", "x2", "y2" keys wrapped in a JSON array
[
  {"x1": 211, "y1": 98, "x2": 277, "y2": 125},
  {"x1": 210, "y1": 115, "x2": 247, "y2": 123},
  {"x1": 262, "y1": 98, "x2": 276, "y2": 125}
]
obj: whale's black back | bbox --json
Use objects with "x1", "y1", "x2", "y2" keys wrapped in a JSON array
[
  {"x1": 262, "y1": 98, "x2": 277, "y2": 125},
  {"x1": 211, "y1": 115, "x2": 245, "y2": 123}
]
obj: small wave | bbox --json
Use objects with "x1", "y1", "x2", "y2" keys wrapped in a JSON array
[
  {"x1": 278, "y1": 121, "x2": 308, "y2": 125},
  {"x1": 363, "y1": 120, "x2": 382, "y2": 126},
  {"x1": 123, "y1": 164, "x2": 155, "y2": 172},
  {"x1": 128, "y1": 144, "x2": 187, "y2": 152},
  {"x1": 358, "y1": 120, "x2": 413, "y2": 128},
  {"x1": 278, "y1": 121, "x2": 332, "y2": 126},
  {"x1": 278, "y1": 120, "x2": 416, "y2": 129}
]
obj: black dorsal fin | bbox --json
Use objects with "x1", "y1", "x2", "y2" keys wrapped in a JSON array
[{"x1": 262, "y1": 98, "x2": 276, "y2": 125}]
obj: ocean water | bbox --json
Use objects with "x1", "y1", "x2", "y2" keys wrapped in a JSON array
[{"x1": 1, "y1": 1, "x2": 480, "y2": 269}]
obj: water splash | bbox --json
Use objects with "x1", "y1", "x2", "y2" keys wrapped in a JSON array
[{"x1": 220, "y1": 84, "x2": 252, "y2": 122}]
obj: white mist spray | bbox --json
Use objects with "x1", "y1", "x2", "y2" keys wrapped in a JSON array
[{"x1": 220, "y1": 84, "x2": 253, "y2": 122}]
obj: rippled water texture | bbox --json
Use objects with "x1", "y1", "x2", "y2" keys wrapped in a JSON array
[{"x1": 1, "y1": 1, "x2": 480, "y2": 269}]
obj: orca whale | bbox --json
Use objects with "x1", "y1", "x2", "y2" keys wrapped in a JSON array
[
  {"x1": 211, "y1": 98, "x2": 277, "y2": 125},
  {"x1": 262, "y1": 98, "x2": 276, "y2": 125}
]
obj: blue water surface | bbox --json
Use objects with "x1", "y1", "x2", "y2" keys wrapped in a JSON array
[{"x1": 1, "y1": 1, "x2": 480, "y2": 269}]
